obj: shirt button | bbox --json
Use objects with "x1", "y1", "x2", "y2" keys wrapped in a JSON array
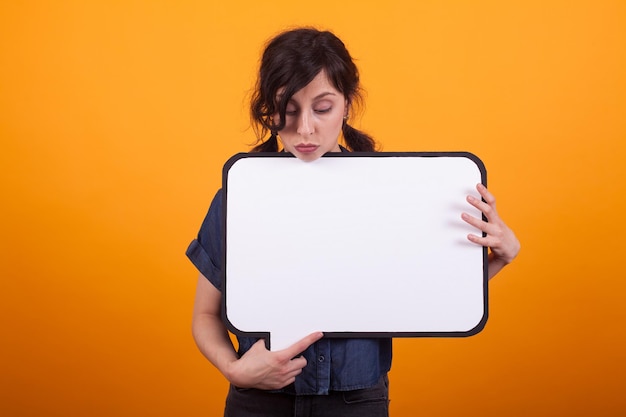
[{"x1": 318, "y1": 355, "x2": 325, "y2": 362}]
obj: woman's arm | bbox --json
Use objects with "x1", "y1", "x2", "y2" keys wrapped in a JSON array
[
  {"x1": 191, "y1": 274, "x2": 323, "y2": 390},
  {"x1": 461, "y1": 183, "x2": 521, "y2": 279}
]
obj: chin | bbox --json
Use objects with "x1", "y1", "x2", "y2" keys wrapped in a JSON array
[{"x1": 295, "y1": 152, "x2": 323, "y2": 162}]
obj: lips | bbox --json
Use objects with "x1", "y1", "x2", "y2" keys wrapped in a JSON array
[{"x1": 294, "y1": 144, "x2": 319, "y2": 153}]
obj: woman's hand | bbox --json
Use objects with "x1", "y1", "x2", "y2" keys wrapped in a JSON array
[
  {"x1": 192, "y1": 275, "x2": 323, "y2": 391},
  {"x1": 462, "y1": 183, "x2": 520, "y2": 279},
  {"x1": 225, "y1": 332, "x2": 323, "y2": 390}
]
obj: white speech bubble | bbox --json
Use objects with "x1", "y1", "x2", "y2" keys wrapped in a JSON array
[{"x1": 223, "y1": 153, "x2": 487, "y2": 351}]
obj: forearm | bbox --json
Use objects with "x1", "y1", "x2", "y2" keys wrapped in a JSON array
[
  {"x1": 191, "y1": 274, "x2": 241, "y2": 383},
  {"x1": 192, "y1": 311, "x2": 239, "y2": 381}
]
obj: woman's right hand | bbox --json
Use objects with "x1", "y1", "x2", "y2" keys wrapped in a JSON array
[
  {"x1": 225, "y1": 332, "x2": 324, "y2": 390},
  {"x1": 192, "y1": 275, "x2": 323, "y2": 391}
]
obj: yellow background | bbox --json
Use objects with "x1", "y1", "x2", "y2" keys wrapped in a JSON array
[{"x1": 1, "y1": 1, "x2": 625, "y2": 416}]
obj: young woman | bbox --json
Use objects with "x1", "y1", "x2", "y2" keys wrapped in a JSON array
[{"x1": 187, "y1": 27, "x2": 520, "y2": 417}]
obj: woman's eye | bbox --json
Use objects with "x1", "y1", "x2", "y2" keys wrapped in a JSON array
[
  {"x1": 315, "y1": 107, "x2": 332, "y2": 114},
  {"x1": 285, "y1": 109, "x2": 297, "y2": 116}
]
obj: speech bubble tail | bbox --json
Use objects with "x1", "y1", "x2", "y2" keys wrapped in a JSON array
[{"x1": 268, "y1": 333, "x2": 288, "y2": 352}]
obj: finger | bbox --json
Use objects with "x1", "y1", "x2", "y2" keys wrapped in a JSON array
[
  {"x1": 461, "y1": 212, "x2": 481, "y2": 229},
  {"x1": 466, "y1": 194, "x2": 499, "y2": 223},
  {"x1": 279, "y1": 332, "x2": 324, "y2": 360},
  {"x1": 461, "y1": 212, "x2": 495, "y2": 235},
  {"x1": 286, "y1": 359, "x2": 307, "y2": 374},
  {"x1": 476, "y1": 183, "x2": 496, "y2": 206},
  {"x1": 467, "y1": 232, "x2": 496, "y2": 247}
]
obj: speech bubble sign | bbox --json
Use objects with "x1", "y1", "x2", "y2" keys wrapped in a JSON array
[{"x1": 223, "y1": 152, "x2": 487, "y2": 351}]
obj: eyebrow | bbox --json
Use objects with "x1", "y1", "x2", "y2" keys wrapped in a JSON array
[
  {"x1": 311, "y1": 92, "x2": 337, "y2": 100},
  {"x1": 284, "y1": 91, "x2": 338, "y2": 103}
]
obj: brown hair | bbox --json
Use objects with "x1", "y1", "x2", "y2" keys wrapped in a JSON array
[{"x1": 250, "y1": 28, "x2": 376, "y2": 152}]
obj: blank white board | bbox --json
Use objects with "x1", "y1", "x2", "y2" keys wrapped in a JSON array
[{"x1": 223, "y1": 152, "x2": 488, "y2": 351}]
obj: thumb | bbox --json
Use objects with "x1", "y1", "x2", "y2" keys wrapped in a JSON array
[{"x1": 250, "y1": 338, "x2": 269, "y2": 352}]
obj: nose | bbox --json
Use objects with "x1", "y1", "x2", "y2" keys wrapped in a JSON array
[{"x1": 296, "y1": 112, "x2": 313, "y2": 136}]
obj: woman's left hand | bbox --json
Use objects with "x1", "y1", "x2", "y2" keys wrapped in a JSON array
[{"x1": 462, "y1": 183, "x2": 520, "y2": 279}]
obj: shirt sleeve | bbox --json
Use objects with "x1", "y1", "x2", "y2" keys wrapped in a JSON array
[{"x1": 186, "y1": 189, "x2": 224, "y2": 291}]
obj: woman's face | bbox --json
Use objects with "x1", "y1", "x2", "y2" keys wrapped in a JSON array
[{"x1": 276, "y1": 70, "x2": 346, "y2": 162}]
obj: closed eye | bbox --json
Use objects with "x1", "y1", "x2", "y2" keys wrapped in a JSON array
[{"x1": 314, "y1": 107, "x2": 332, "y2": 114}]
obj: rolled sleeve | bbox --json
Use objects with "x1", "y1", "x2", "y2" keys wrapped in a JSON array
[{"x1": 186, "y1": 189, "x2": 223, "y2": 291}]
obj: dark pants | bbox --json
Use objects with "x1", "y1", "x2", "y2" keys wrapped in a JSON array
[{"x1": 224, "y1": 375, "x2": 389, "y2": 417}]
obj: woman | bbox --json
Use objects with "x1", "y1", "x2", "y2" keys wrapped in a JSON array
[{"x1": 187, "y1": 28, "x2": 520, "y2": 417}]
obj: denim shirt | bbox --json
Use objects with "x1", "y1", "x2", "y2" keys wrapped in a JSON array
[{"x1": 186, "y1": 188, "x2": 392, "y2": 395}]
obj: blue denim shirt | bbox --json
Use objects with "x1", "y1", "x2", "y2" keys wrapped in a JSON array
[{"x1": 186, "y1": 188, "x2": 392, "y2": 395}]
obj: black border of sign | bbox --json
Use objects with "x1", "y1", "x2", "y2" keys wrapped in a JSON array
[{"x1": 222, "y1": 151, "x2": 488, "y2": 350}]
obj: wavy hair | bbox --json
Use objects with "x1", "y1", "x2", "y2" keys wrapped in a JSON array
[{"x1": 250, "y1": 28, "x2": 376, "y2": 152}]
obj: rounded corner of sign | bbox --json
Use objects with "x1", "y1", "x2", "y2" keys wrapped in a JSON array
[
  {"x1": 460, "y1": 152, "x2": 487, "y2": 179},
  {"x1": 221, "y1": 302, "x2": 245, "y2": 336},
  {"x1": 223, "y1": 152, "x2": 250, "y2": 173},
  {"x1": 221, "y1": 311, "x2": 242, "y2": 336},
  {"x1": 222, "y1": 312, "x2": 269, "y2": 345},
  {"x1": 463, "y1": 312, "x2": 489, "y2": 337}
]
